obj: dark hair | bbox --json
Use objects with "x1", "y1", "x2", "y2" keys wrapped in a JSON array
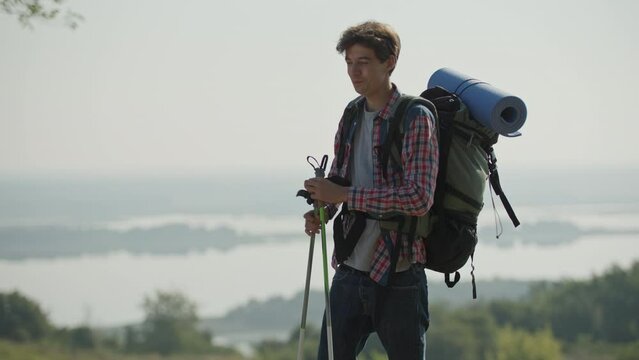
[{"x1": 336, "y1": 21, "x2": 401, "y2": 66}]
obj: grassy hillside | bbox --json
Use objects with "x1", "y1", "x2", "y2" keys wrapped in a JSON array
[{"x1": 0, "y1": 340, "x2": 243, "y2": 360}]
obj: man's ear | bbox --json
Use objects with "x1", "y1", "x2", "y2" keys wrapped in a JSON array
[{"x1": 386, "y1": 55, "x2": 397, "y2": 74}]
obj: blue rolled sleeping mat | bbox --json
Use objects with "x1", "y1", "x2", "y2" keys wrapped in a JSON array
[{"x1": 427, "y1": 68, "x2": 527, "y2": 137}]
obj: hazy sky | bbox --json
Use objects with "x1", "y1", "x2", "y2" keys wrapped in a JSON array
[{"x1": 1, "y1": 0, "x2": 638, "y2": 178}]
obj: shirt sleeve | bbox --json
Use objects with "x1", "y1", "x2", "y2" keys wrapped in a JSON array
[
  {"x1": 325, "y1": 112, "x2": 347, "y2": 220},
  {"x1": 347, "y1": 105, "x2": 439, "y2": 217}
]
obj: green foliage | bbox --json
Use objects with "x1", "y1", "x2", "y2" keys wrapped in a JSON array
[
  {"x1": 615, "y1": 341, "x2": 639, "y2": 360},
  {"x1": 2, "y1": 263, "x2": 638, "y2": 359},
  {"x1": 487, "y1": 262, "x2": 639, "y2": 344},
  {"x1": 562, "y1": 338, "x2": 639, "y2": 360},
  {"x1": 0, "y1": 290, "x2": 238, "y2": 357},
  {"x1": 487, "y1": 299, "x2": 546, "y2": 332},
  {"x1": 123, "y1": 325, "x2": 144, "y2": 353},
  {"x1": 68, "y1": 326, "x2": 96, "y2": 349},
  {"x1": 251, "y1": 262, "x2": 639, "y2": 360},
  {"x1": 495, "y1": 326, "x2": 563, "y2": 360},
  {"x1": 0, "y1": 0, "x2": 82, "y2": 28},
  {"x1": 254, "y1": 324, "x2": 320, "y2": 360},
  {"x1": 427, "y1": 305, "x2": 499, "y2": 360},
  {"x1": 0, "y1": 291, "x2": 51, "y2": 342},
  {"x1": 132, "y1": 290, "x2": 215, "y2": 355},
  {"x1": 0, "y1": 338, "x2": 244, "y2": 360},
  {"x1": 49, "y1": 325, "x2": 97, "y2": 350},
  {"x1": 358, "y1": 333, "x2": 386, "y2": 360},
  {"x1": 253, "y1": 311, "x2": 564, "y2": 360}
]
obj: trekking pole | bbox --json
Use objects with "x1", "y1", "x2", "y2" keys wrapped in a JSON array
[
  {"x1": 318, "y1": 195, "x2": 334, "y2": 360},
  {"x1": 294, "y1": 228, "x2": 315, "y2": 360},
  {"x1": 296, "y1": 155, "x2": 334, "y2": 360}
]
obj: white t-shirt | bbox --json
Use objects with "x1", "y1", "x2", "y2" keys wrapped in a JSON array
[
  {"x1": 343, "y1": 106, "x2": 380, "y2": 272},
  {"x1": 344, "y1": 104, "x2": 410, "y2": 272}
]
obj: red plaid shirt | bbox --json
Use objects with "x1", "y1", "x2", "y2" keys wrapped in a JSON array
[{"x1": 327, "y1": 85, "x2": 439, "y2": 285}]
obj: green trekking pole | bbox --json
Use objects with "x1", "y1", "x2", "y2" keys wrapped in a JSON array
[{"x1": 296, "y1": 155, "x2": 334, "y2": 360}]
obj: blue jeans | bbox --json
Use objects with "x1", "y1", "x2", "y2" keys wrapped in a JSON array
[{"x1": 318, "y1": 264, "x2": 430, "y2": 360}]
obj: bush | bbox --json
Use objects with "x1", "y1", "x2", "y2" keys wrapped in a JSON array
[
  {"x1": 136, "y1": 290, "x2": 214, "y2": 355},
  {"x1": 0, "y1": 291, "x2": 51, "y2": 342},
  {"x1": 495, "y1": 326, "x2": 562, "y2": 360},
  {"x1": 427, "y1": 305, "x2": 499, "y2": 360}
]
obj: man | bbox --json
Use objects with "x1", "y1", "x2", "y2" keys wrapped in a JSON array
[{"x1": 303, "y1": 21, "x2": 438, "y2": 359}]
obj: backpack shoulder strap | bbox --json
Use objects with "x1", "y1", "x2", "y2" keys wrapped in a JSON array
[
  {"x1": 336, "y1": 96, "x2": 365, "y2": 169},
  {"x1": 380, "y1": 95, "x2": 438, "y2": 179}
]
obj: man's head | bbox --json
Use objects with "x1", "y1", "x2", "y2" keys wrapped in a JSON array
[
  {"x1": 337, "y1": 21, "x2": 400, "y2": 74},
  {"x1": 336, "y1": 21, "x2": 401, "y2": 97}
]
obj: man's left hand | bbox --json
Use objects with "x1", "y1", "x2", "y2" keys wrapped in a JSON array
[{"x1": 303, "y1": 178, "x2": 349, "y2": 204}]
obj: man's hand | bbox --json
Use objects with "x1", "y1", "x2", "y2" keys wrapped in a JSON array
[
  {"x1": 303, "y1": 178, "x2": 349, "y2": 204},
  {"x1": 303, "y1": 210, "x2": 321, "y2": 236}
]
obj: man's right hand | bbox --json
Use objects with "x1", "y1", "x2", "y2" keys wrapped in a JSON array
[{"x1": 303, "y1": 210, "x2": 321, "y2": 236}]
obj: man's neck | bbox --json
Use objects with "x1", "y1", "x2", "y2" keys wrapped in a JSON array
[{"x1": 364, "y1": 82, "x2": 393, "y2": 112}]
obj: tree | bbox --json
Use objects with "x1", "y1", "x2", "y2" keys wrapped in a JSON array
[
  {"x1": 487, "y1": 261, "x2": 639, "y2": 344},
  {"x1": 254, "y1": 324, "x2": 321, "y2": 360},
  {"x1": 495, "y1": 326, "x2": 563, "y2": 360},
  {"x1": 0, "y1": 0, "x2": 82, "y2": 28},
  {"x1": 68, "y1": 326, "x2": 96, "y2": 349},
  {"x1": 139, "y1": 290, "x2": 213, "y2": 355},
  {"x1": 124, "y1": 325, "x2": 144, "y2": 353},
  {"x1": 426, "y1": 305, "x2": 499, "y2": 360},
  {"x1": 0, "y1": 291, "x2": 51, "y2": 342},
  {"x1": 50, "y1": 325, "x2": 97, "y2": 349}
]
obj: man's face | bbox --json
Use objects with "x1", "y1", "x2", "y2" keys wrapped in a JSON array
[{"x1": 345, "y1": 43, "x2": 393, "y2": 97}]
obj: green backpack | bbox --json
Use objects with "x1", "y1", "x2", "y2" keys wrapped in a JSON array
[
  {"x1": 336, "y1": 86, "x2": 520, "y2": 298},
  {"x1": 384, "y1": 86, "x2": 520, "y2": 298}
]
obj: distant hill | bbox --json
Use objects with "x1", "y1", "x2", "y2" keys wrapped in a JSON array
[
  {"x1": 0, "y1": 224, "x2": 295, "y2": 260},
  {"x1": 1, "y1": 170, "x2": 638, "y2": 260},
  {"x1": 1, "y1": 219, "x2": 635, "y2": 260},
  {"x1": 479, "y1": 220, "x2": 638, "y2": 247}
]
